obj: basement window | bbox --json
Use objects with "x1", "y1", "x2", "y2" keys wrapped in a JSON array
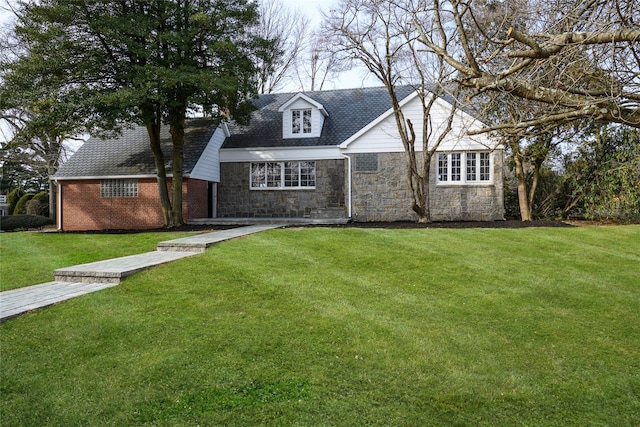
[{"x1": 101, "y1": 179, "x2": 138, "y2": 197}]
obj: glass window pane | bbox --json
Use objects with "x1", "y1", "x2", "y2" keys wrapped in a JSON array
[
  {"x1": 438, "y1": 153, "x2": 448, "y2": 182},
  {"x1": 284, "y1": 162, "x2": 299, "y2": 187},
  {"x1": 266, "y1": 162, "x2": 282, "y2": 187},
  {"x1": 466, "y1": 152, "x2": 477, "y2": 181},
  {"x1": 451, "y1": 153, "x2": 461, "y2": 181},
  {"x1": 303, "y1": 109, "x2": 312, "y2": 133},
  {"x1": 292, "y1": 110, "x2": 301, "y2": 134},
  {"x1": 251, "y1": 163, "x2": 266, "y2": 187},
  {"x1": 480, "y1": 153, "x2": 490, "y2": 181}
]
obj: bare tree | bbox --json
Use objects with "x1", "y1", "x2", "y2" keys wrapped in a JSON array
[
  {"x1": 325, "y1": 0, "x2": 477, "y2": 222},
  {"x1": 254, "y1": 0, "x2": 309, "y2": 93},
  {"x1": 413, "y1": 0, "x2": 640, "y2": 132},
  {"x1": 296, "y1": 30, "x2": 348, "y2": 91}
]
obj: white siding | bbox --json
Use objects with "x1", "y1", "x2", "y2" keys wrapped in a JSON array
[
  {"x1": 341, "y1": 95, "x2": 496, "y2": 153},
  {"x1": 189, "y1": 126, "x2": 226, "y2": 182}
]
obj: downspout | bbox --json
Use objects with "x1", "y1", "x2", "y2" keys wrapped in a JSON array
[
  {"x1": 341, "y1": 154, "x2": 352, "y2": 219},
  {"x1": 56, "y1": 180, "x2": 62, "y2": 231}
]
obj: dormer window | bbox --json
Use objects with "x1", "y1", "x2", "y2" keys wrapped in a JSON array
[
  {"x1": 279, "y1": 93, "x2": 328, "y2": 139},
  {"x1": 292, "y1": 109, "x2": 312, "y2": 134}
]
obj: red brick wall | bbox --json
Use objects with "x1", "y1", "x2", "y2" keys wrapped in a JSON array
[{"x1": 59, "y1": 178, "x2": 210, "y2": 231}]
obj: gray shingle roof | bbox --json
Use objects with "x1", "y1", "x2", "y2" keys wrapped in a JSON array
[
  {"x1": 55, "y1": 118, "x2": 216, "y2": 178},
  {"x1": 223, "y1": 85, "x2": 415, "y2": 149},
  {"x1": 55, "y1": 86, "x2": 416, "y2": 178}
]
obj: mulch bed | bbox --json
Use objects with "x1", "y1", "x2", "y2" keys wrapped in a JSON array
[{"x1": 52, "y1": 219, "x2": 625, "y2": 234}]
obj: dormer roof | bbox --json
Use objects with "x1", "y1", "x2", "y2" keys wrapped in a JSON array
[{"x1": 278, "y1": 93, "x2": 329, "y2": 117}]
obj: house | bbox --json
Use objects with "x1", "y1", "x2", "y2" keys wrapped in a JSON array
[{"x1": 53, "y1": 86, "x2": 504, "y2": 231}]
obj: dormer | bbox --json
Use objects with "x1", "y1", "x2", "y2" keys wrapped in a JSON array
[{"x1": 278, "y1": 93, "x2": 328, "y2": 139}]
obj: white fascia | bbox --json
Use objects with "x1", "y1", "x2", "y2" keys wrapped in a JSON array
[
  {"x1": 278, "y1": 93, "x2": 329, "y2": 117},
  {"x1": 220, "y1": 146, "x2": 342, "y2": 162}
]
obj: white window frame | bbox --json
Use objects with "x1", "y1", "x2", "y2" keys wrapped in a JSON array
[
  {"x1": 292, "y1": 109, "x2": 312, "y2": 135},
  {"x1": 100, "y1": 179, "x2": 138, "y2": 197},
  {"x1": 250, "y1": 161, "x2": 316, "y2": 190},
  {"x1": 437, "y1": 152, "x2": 492, "y2": 184}
]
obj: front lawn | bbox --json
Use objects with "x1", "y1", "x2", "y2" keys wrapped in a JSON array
[
  {"x1": 0, "y1": 230, "x2": 203, "y2": 291},
  {"x1": 1, "y1": 225, "x2": 639, "y2": 425}
]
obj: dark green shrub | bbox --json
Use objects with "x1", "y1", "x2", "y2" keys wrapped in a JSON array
[
  {"x1": 29, "y1": 191, "x2": 50, "y2": 216},
  {"x1": 6, "y1": 188, "x2": 26, "y2": 215},
  {"x1": 33, "y1": 191, "x2": 49, "y2": 202},
  {"x1": 0, "y1": 214, "x2": 54, "y2": 231},
  {"x1": 13, "y1": 193, "x2": 34, "y2": 215}
]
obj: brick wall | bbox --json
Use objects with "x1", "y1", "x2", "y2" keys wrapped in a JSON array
[
  {"x1": 217, "y1": 159, "x2": 346, "y2": 218},
  {"x1": 59, "y1": 177, "x2": 210, "y2": 231}
]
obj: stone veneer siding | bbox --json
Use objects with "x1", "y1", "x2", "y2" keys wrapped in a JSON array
[
  {"x1": 59, "y1": 177, "x2": 210, "y2": 231},
  {"x1": 217, "y1": 159, "x2": 346, "y2": 218},
  {"x1": 349, "y1": 151, "x2": 504, "y2": 222}
]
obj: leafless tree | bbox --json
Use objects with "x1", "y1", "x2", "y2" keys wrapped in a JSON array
[
  {"x1": 413, "y1": 0, "x2": 640, "y2": 132},
  {"x1": 325, "y1": 0, "x2": 480, "y2": 222},
  {"x1": 254, "y1": 0, "x2": 310, "y2": 93},
  {"x1": 295, "y1": 30, "x2": 349, "y2": 91}
]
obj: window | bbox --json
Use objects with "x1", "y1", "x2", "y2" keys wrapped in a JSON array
[
  {"x1": 437, "y1": 152, "x2": 491, "y2": 184},
  {"x1": 101, "y1": 179, "x2": 138, "y2": 197},
  {"x1": 251, "y1": 161, "x2": 316, "y2": 189},
  {"x1": 354, "y1": 153, "x2": 378, "y2": 172},
  {"x1": 292, "y1": 109, "x2": 312, "y2": 134}
]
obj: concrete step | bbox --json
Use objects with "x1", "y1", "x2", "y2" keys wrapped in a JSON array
[
  {"x1": 54, "y1": 251, "x2": 197, "y2": 284},
  {"x1": 158, "y1": 224, "x2": 285, "y2": 252},
  {"x1": 0, "y1": 281, "x2": 118, "y2": 321}
]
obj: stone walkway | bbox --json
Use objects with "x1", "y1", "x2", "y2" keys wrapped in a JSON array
[{"x1": 0, "y1": 224, "x2": 283, "y2": 322}]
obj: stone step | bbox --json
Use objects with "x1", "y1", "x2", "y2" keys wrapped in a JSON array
[
  {"x1": 158, "y1": 224, "x2": 285, "y2": 252},
  {"x1": 53, "y1": 251, "x2": 197, "y2": 284}
]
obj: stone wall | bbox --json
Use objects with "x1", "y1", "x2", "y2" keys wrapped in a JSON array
[
  {"x1": 349, "y1": 151, "x2": 504, "y2": 222},
  {"x1": 217, "y1": 159, "x2": 346, "y2": 218}
]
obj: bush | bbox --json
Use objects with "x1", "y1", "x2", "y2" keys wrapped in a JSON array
[
  {"x1": 25, "y1": 199, "x2": 49, "y2": 216},
  {"x1": 13, "y1": 193, "x2": 34, "y2": 215},
  {"x1": 6, "y1": 188, "x2": 26, "y2": 215},
  {"x1": 29, "y1": 191, "x2": 50, "y2": 217},
  {"x1": 0, "y1": 214, "x2": 54, "y2": 231},
  {"x1": 33, "y1": 191, "x2": 49, "y2": 203}
]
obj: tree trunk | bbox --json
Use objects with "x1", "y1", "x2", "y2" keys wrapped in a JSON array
[
  {"x1": 514, "y1": 152, "x2": 532, "y2": 221},
  {"x1": 168, "y1": 109, "x2": 186, "y2": 227},
  {"x1": 145, "y1": 118, "x2": 173, "y2": 227}
]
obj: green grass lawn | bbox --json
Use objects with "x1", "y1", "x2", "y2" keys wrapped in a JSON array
[
  {"x1": 1, "y1": 225, "x2": 639, "y2": 425},
  {"x1": 0, "y1": 230, "x2": 202, "y2": 291}
]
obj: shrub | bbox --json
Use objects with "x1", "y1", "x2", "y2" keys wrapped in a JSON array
[
  {"x1": 33, "y1": 191, "x2": 49, "y2": 203},
  {"x1": 0, "y1": 214, "x2": 54, "y2": 231},
  {"x1": 6, "y1": 188, "x2": 26, "y2": 215},
  {"x1": 25, "y1": 199, "x2": 49, "y2": 216},
  {"x1": 13, "y1": 193, "x2": 34, "y2": 215},
  {"x1": 29, "y1": 191, "x2": 50, "y2": 217}
]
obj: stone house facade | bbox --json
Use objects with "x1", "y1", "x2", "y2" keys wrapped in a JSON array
[{"x1": 54, "y1": 86, "x2": 504, "y2": 231}]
